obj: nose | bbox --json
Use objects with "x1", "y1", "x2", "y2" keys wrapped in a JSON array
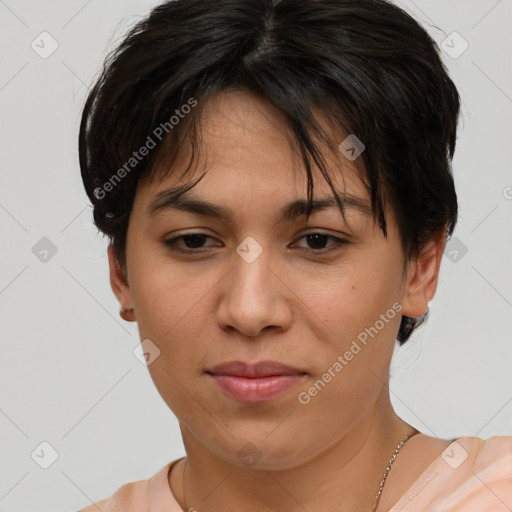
[{"x1": 216, "y1": 241, "x2": 293, "y2": 338}]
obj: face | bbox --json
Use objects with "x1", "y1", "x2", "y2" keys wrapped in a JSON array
[{"x1": 109, "y1": 89, "x2": 441, "y2": 470}]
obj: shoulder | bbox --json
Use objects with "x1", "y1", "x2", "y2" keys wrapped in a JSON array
[
  {"x1": 454, "y1": 434, "x2": 512, "y2": 475},
  {"x1": 77, "y1": 461, "x2": 175, "y2": 512},
  {"x1": 78, "y1": 480, "x2": 148, "y2": 512},
  {"x1": 473, "y1": 433, "x2": 512, "y2": 457},
  {"x1": 430, "y1": 435, "x2": 512, "y2": 511},
  {"x1": 468, "y1": 434, "x2": 512, "y2": 480},
  {"x1": 390, "y1": 435, "x2": 512, "y2": 512}
]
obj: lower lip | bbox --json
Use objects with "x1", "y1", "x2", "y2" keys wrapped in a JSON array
[{"x1": 208, "y1": 374, "x2": 305, "y2": 403}]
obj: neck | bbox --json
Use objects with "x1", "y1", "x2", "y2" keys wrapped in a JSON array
[{"x1": 171, "y1": 393, "x2": 417, "y2": 512}]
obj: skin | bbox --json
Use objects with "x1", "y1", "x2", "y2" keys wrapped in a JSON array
[{"x1": 108, "y1": 89, "x2": 449, "y2": 511}]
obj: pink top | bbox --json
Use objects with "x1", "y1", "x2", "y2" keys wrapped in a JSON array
[{"x1": 79, "y1": 436, "x2": 512, "y2": 511}]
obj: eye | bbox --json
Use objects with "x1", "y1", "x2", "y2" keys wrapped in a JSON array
[
  {"x1": 292, "y1": 232, "x2": 347, "y2": 254},
  {"x1": 163, "y1": 233, "x2": 219, "y2": 253}
]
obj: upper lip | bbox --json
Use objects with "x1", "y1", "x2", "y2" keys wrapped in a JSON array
[{"x1": 206, "y1": 360, "x2": 307, "y2": 378}]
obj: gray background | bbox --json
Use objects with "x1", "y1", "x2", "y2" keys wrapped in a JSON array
[{"x1": 0, "y1": 1, "x2": 511, "y2": 510}]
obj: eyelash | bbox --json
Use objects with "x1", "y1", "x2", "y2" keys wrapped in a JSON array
[{"x1": 163, "y1": 232, "x2": 348, "y2": 255}]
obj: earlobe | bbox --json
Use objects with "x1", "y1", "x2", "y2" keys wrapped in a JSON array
[
  {"x1": 107, "y1": 244, "x2": 136, "y2": 322},
  {"x1": 401, "y1": 228, "x2": 447, "y2": 318}
]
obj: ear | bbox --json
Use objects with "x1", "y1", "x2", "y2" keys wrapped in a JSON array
[
  {"x1": 107, "y1": 244, "x2": 135, "y2": 322},
  {"x1": 401, "y1": 227, "x2": 447, "y2": 318}
]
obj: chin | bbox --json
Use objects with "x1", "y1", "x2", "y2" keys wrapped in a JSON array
[{"x1": 201, "y1": 430, "x2": 316, "y2": 471}]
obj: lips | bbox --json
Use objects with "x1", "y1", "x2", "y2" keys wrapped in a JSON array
[
  {"x1": 206, "y1": 360, "x2": 307, "y2": 378},
  {"x1": 206, "y1": 361, "x2": 308, "y2": 403}
]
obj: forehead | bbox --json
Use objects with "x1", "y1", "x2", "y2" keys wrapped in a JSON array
[{"x1": 140, "y1": 89, "x2": 370, "y2": 210}]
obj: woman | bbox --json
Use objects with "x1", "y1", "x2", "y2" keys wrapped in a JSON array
[{"x1": 78, "y1": 0, "x2": 512, "y2": 510}]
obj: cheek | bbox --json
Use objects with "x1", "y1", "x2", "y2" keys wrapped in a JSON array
[
  {"x1": 298, "y1": 257, "x2": 403, "y2": 396},
  {"x1": 128, "y1": 259, "x2": 216, "y2": 419},
  {"x1": 308, "y1": 255, "x2": 401, "y2": 332},
  {"x1": 129, "y1": 248, "x2": 212, "y2": 334},
  {"x1": 291, "y1": 276, "x2": 400, "y2": 444},
  {"x1": 127, "y1": 254, "x2": 222, "y2": 399}
]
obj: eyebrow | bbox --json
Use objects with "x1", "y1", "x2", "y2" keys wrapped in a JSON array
[{"x1": 147, "y1": 183, "x2": 373, "y2": 222}]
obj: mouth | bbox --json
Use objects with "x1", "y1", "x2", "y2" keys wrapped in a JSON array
[{"x1": 205, "y1": 360, "x2": 308, "y2": 403}]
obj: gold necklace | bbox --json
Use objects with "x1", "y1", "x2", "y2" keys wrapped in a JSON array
[
  {"x1": 182, "y1": 430, "x2": 419, "y2": 512},
  {"x1": 370, "y1": 430, "x2": 419, "y2": 512}
]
